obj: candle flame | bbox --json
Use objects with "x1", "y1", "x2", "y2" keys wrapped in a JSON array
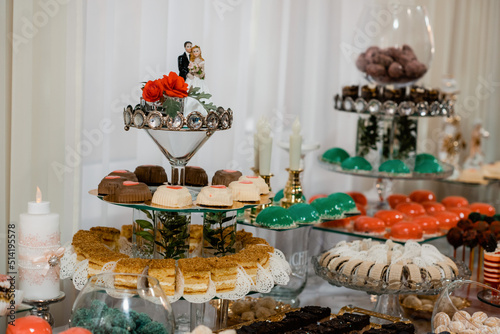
[{"x1": 36, "y1": 187, "x2": 42, "y2": 203}]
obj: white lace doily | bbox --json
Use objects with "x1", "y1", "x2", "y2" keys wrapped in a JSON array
[
  {"x1": 268, "y1": 251, "x2": 291, "y2": 286},
  {"x1": 60, "y1": 243, "x2": 77, "y2": 279},
  {"x1": 118, "y1": 237, "x2": 134, "y2": 257},
  {"x1": 216, "y1": 267, "x2": 252, "y2": 300},
  {"x1": 253, "y1": 264, "x2": 274, "y2": 293},
  {"x1": 177, "y1": 270, "x2": 217, "y2": 303}
]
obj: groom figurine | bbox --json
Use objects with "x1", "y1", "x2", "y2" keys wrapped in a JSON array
[{"x1": 178, "y1": 41, "x2": 192, "y2": 80}]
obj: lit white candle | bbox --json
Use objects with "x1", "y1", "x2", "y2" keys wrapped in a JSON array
[
  {"x1": 259, "y1": 121, "x2": 273, "y2": 175},
  {"x1": 289, "y1": 117, "x2": 302, "y2": 170}
]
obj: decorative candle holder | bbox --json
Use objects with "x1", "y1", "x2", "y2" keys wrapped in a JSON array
[
  {"x1": 24, "y1": 292, "x2": 65, "y2": 327},
  {"x1": 280, "y1": 169, "x2": 305, "y2": 209}
]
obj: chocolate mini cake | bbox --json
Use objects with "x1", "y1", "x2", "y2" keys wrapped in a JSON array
[
  {"x1": 134, "y1": 165, "x2": 167, "y2": 185},
  {"x1": 381, "y1": 322, "x2": 415, "y2": 334},
  {"x1": 98, "y1": 176, "x2": 126, "y2": 195},
  {"x1": 108, "y1": 170, "x2": 138, "y2": 182},
  {"x1": 171, "y1": 166, "x2": 208, "y2": 186},
  {"x1": 212, "y1": 169, "x2": 243, "y2": 187},
  {"x1": 113, "y1": 181, "x2": 152, "y2": 203}
]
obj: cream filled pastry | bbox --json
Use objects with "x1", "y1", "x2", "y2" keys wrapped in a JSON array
[
  {"x1": 152, "y1": 185, "x2": 193, "y2": 208},
  {"x1": 195, "y1": 185, "x2": 233, "y2": 207}
]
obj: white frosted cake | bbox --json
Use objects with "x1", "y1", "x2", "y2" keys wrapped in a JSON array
[
  {"x1": 229, "y1": 181, "x2": 260, "y2": 202},
  {"x1": 152, "y1": 185, "x2": 193, "y2": 208},
  {"x1": 195, "y1": 185, "x2": 233, "y2": 207},
  {"x1": 238, "y1": 175, "x2": 270, "y2": 195}
]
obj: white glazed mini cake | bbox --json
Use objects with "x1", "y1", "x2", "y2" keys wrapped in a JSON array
[
  {"x1": 229, "y1": 181, "x2": 260, "y2": 202},
  {"x1": 195, "y1": 185, "x2": 233, "y2": 207},
  {"x1": 238, "y1": 175, "x2": 270, "y2": 195},
  {"x1": 152, "y1": 185, "x2": 193, "y2": 208}
]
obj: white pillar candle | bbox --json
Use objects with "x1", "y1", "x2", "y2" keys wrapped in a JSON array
[
  {"x1": 19, "y1": 187, "x2": 61, "y2": 300},
  {"x1": 259, "y1": 121, "x2": 273, "y2": 175},
  {"x1": 253, "y1": 132, "x2": 260, "y2": 170},
  {"x1": 289, "y1": 117, "x2": 302, "y2": 170}
]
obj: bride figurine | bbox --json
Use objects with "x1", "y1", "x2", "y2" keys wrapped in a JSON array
[{"x1": 185, "y1": 45, "x2": 210, "y2": 95}]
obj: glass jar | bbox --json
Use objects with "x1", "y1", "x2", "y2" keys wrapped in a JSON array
[
  {"x1": 202, "y1": 211, "x2": 238, "y2": 257},
  {"x1": 154, "y1": 211, "x2": 190, "y2": 260}
]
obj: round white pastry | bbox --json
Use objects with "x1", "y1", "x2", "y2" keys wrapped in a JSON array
[
  {"x1": 238, "y1": 175, "x2": 270, "y2": 194},
  {"x1": 448, "y1": 320, "x2": 466, "y2": 332},
  {"x1": 472, "y1": 311, "x2": 489, "y2": 324},
  {"x1": 403, "y1": 295, "x2": 423, "y2": 309},
  {"x1": 229, "y1": 181, "x2": 261, "y2": 202},
  {"x1": 433, "y1": 325, "x2": 448, "y2": 333},
  {"x1": 453, "y1": 310, "x2": 472, "y2": 322},
  {"x1": 195, "y1": 185, "x2": 233, "y2": 207},
  {"x1": 152, "y1": 185, "x2": 193, "y2": 208},
  {"x1": 484, "y1": 317, "x2": 500, "y2": 327}
]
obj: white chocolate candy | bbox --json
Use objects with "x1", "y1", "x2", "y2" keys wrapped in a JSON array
[
  {"x1": 433, "y1": 312, "x2": 451, "y2": 329},
  {"x1": 472, "y1": 311, "x2": 489, "y2": 324},
  {"x1": 453, "y1": 310, "x2": 472, "y2": 322},
  {"x1": 434, "y1": 325, "x2": 448, "y2": 333},
  {"x1": 448, "y1": 320, "x2": 466, "y2": 333}
]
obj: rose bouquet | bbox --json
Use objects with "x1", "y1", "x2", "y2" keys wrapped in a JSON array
[{"x1": 188, "y1": 62, "x2": 203, "y2": 78}]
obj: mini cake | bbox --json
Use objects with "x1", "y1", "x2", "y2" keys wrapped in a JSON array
[
  {"x1": 114, "y1": 258, "x2": 151, "y2": 288},
  {"x1": 411, "y1": 215, "x2": 440, "y2": 235},
  {"x1": 256, "y1": 206, "x2": 295, "y2": 229},
  {"x1": 152, "y1": 185, "x2": 192, "y2": 208},
  {"x1": 469, "y1": 202, "x2": 496, "y2": 215},
  {"x1": 229, "y1": 181, "x2": 260, "y2": 202},
  {"x1": 239, "y1": 175, "x2": 270, "y2": 195},
  {"x1": 195, "y1": 185, "x2": 233, "y2": 207},
  {"x1": 395, "y1": 202, "x2": 426, "y2": 218},
  {"x1": 184, "y1": 166, "x2": 209, "y2": 186},
  {"x1": 346, "y1": 191, "x2": 368, "y2": 206},
  {"x1": 108, "y1": 169, "x2": 138, "y2": 181},
  {"x1": 415, "y1": 153, "x2": 438, "y2": 165},
  {"x1": 409, "y1": 190, "x2": 436, "y2": 203},
  {"x1": 421, "y1": 201, "x2": 446, "y2": 214},
  {"x1": 133, "y1": 165, "x2": 167, "y2": 185},
  {"x1": 389, "y1": 222, "x2": 423, "y2": 241},
  {"x1": 148, "y1": 259, "x2": 176, "y2": 296},
  {"x1": 431, "y1": 211, "x2": 460, "y2": 230},
  {"x1": 206, "y1": 257, "x2": 238, "y2": 293},
  {"x1": 90, "y1": 226, "x2": 121, "y2": 250},
  {"x1": 310, "y1": 197, "x2": 343, "y2": 219},
  {"x1": 353, "y1": 216, "x2": 386, "y2": 235},
  {"x1": 273, "y1": 189, "x2": 284, "y2": 204},
  {"x1": 441, "y1": 196, "x2": 469, "y2": 208},
  {"x1": 341, "y1": 156, "x2": 372, "y2": 171},
  {"x1": 178, "y1": 257, "x2": 211, "y2": 295},
  {"x1": 414, "y1": 160, "x2": 443, "y2": 174},
  {"x1": 211, "y1": 169, "x2": 243, "y2": 187},
  {"x1": 459, "y1": 168, "x2": 487, "y2": 184},
  {"x1": 374, "y1": 210, "x2": 405, "y2": 227},
  {"x1": 447, "y1": 207, "x2": 472, "y2": 220},
  {"x1": 378, "y1": 159, "x2": 410, "y2": 174},
  {"x1": 98, "y1": 176, "x2": 127, "y2": 195},
  {"x1": 322, "y1": 147, "x2": 350, "y2": 164},
  {"x1": 387, "y1": 194, "x2": 411, "y2": 209},
  {"x1": 113, "y1": 181, "x2": 152, "y2": 203},
  {"x1": 328, "y1": 192, "x2": 357, "y2": 213},
  {"x1": 88, "y1": 251, "x2": 129, "y2": 277},
  {"x1": 288, "y1": 203, "x2": 320, "y2": 225}
]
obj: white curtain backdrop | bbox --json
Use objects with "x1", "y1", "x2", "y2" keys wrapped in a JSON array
[{"x1": 3, "y1": 0, "x2": 500, "y2": 266}]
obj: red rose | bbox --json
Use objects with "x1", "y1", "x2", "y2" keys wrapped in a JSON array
[
  {"x1": 142, "y1": 80, "x2": 164, "y2": 103},
  {"x1": 160, "y1": 72, "x2": 188, "y2": 98}
]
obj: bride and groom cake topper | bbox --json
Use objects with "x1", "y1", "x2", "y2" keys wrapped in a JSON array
[{"x1": 178, "y1": 41, "x2": 209, "y2": 94}]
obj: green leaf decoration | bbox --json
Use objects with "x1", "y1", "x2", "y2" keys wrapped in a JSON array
[
  {"x1": 140, "y1": 209, "x2": 153, "y2": 220},
  {"x1": 163, "y1": 98, "x2": 182, "y2": 118},
  {"x1": 135, "y1": 231, "x2": 154, "y2": 243},
  {"x1": 135, "y1": 219, "x2": 154, "y2": 230}
]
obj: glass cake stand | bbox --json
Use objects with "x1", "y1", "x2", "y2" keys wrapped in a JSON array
[{"x1": 312, "y1": 255, "x2": 471, "y2": 319}]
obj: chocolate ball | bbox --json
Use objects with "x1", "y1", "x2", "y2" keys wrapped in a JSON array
[
  {"x1": 446, "y1": 227, "x2": 464, "y2": 249},
  {"x1": 388, "y1": 62, "x2": 404, "y2": 78},
  {"x1": 366, "y1": 64, "x2": 387, "y2": 79},
  {"x1": 479, "y1": 231, "x2": 497, "y2": 252},
  {"x1": 356, "y1": 53, "x2": 368, "y2": 72},
  {"x1": 473, "y1": 221, "x2": 489, "y2": 233},
  {"x1": 457, "y1": 219, "x2": 474, "y2": 231},
  {"x1": 463, "y1": 229, "x2": 478, "y2": 248}
]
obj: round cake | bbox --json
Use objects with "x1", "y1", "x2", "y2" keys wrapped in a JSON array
[
  {"x1": 414, "y1": 160, "x2": 443, "y2": 174},
  {"x1": 421, "y1": 201, "x2": 446, "y2": 214},
  {"x1": 411, "y1": 215, "x2": 440, "y2": 235},
  {"x1": 238, "y1": 175, "x2": 270, "y2": 195},
  {"x1": 185, "y1": 166, "x2": 208, "y2": 186},
  {"x1": 328, "y1": 193, "x2": 357, "y2": 213},
  {"x1": 134, "y1": 165, "x2": 167, "y2": 185},
  {"x1": 229, "y1": 181, "x2": 260, "y2": 202},
  {"x1": 211, "y1": 169, "x2": 242, "y2": 187},
  {"x1": 341, "y1": 156, "x2": 372, "y2": 171},
  {"x1": 113, "y1": 181, "x2": 152, "y2": 203},
  {"x1": 98, "y1": 176, "x2": 126, "y2": 195},
  {"x1": 288, "y1": 203, "x2": 320, "y2": 225},
  {"x1": 195, "y1": 185, "x2": 233, "y2": 207},
  {"x1": 322, "y1": 147, "x2": 350, "y2": 164},
  {"x1": 378, "y1": 159, "x2": 410, "y2": 174},
  {"x1": 152, "y1": 185, "x2": 192, "y2": 208},
  {"x1": 441, "y1": 196, "x2": 469, "y2": 208},
  {"x1": 346, "y1": 191, "x2": 367, "y2": 207},
  {"x1": 415, "y1": 153, "x2": 438, "y2": 165},
  {"x1": 430, "y1": 211, "x2": 460, "y2": 230},
  {"x1": 447, "y1": 207, "x2": 472, "y2": 220},
  {"x1": 469, "y1": 202, "x2": 496, "y2": 216},
  {"x1": 353, "y1": 216, "x2": 386, "y2": 235},
  {"x1": 409, "y1": 190, "x2": 436, "y2": 203},
  {"x1": 387, "y1": 194, "x2": 411, "y2": 209},
  {"x1": 374, "y1": 210, "x2": 405, "y2": 227},
  {"x1": 390, "y1": 222, "x2": 423, "y2": 241},
  {"x1": 109, "y1": 169, "x2": 138, "y2": 181},
  {"x1": 273, "y1": 189, "x2": 284, "y2": 204},
  {"x1": 395, "y1": 202, "x2": 426, "y2": 218},
  {"x1": 310, "y1": 197, "x2": 343, "y2": 219},
  {"x1": 256, "y1": 206, "x2": 295, "y2": 229}
]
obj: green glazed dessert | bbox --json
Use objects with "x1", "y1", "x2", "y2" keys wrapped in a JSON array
[
  {"x1": 273, "y1": 189, "x2": 284, "y2": 204},
  {"x1": 288, "y1": 203, "x2": 320, "y2": 224},
  {"x1": 256, "y1": 206, "x2": 296, "y2": 229},
  {"x1": 310, "y1": 197, "x2": 343, "y2": 219},
  {"x1": 415, "y1": 153, "x2": 438, "y2": 165},
  {"x1": 378, "y1": 159, "x2": 410, "y2": 175},
  {"x1": 328, "y1": 192, "x2": 357, "y2": 213},
  {"x1": 322, "y1": 147, "x2": 350, "y2": 164},
  {"x1": 341, "y1": 156, "x2": 372, "y2": 171},
  {"x1": 414, "y1": 160, "x2": 443, "y2": 174}
]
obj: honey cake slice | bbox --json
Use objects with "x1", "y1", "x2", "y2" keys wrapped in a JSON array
[
  {"x1": 178, "y1": 257, "x2": 211, "y2": 295},
  {"x1": 149, "y1": 259, "x2": 176, "y2": 296},
  {"x1": 88, "y1": 250, "x2": 128, "y2": 277},
  {"x1": 206, "y1": 257, "x2": 238, "y2": 293},
  {"x1": 90, "y1": 226, "x2": 121, "y2": 250},
  {"x1": 114, "y1": 258, "x2": 151, "y2": 289},
  {"x1": 230, "y1": 250, "x2": 259, "y2": 282},
  {"x1": 120, "y1": 224, "x2": 133, "y2": 242}
]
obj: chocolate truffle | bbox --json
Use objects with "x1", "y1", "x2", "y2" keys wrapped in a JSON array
[
  {"x1": 134, "y1": 165, "x2": 167, "y2": 185},
  {"x1": 113, "y1": 181, "x2": 152, "y2": 203},
  {"x1": 457, "y1": 219, "x2": 474, "y2": 231},
  {"x1": 446, "y1": 227, "x2": 464, "y2": 249},
  {"x1": 212, "y1": 169, "x2": 243, "y2": 187},
  {"x1": 108, "y1": 169, "x2": 138, "y2": 182},
  {"x1": 479, "y1": 231, "x2": 497, "y2": 252},
  {"x1": 463, "y1": 229, "x2": 478, "y2": 248},
  {"x1": 473, "y1": 221, "x2": 490, "y2": 233},
  {"x1": 98, "y1": 176, "x2": 126, "y2": 195}
]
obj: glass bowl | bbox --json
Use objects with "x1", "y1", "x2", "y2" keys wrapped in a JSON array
[
  {"x1": 69, "y1": 273, "x2": 175, "y2": 333},
  {"x1": 431, "y1": 280, "x2": 500, "y2": 333},
  {"x1": 352, "y1": 3, "x2": 434, "y2": 87}
]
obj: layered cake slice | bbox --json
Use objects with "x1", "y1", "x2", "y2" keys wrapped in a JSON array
[
  {"x1": 90, "y1": 226, "x2": 121, "y2": 251},
  {"x1": 206, "y1": 257, "x2": 238, "y2": 293},
  {"x1": 114, "y1": 258, "x2": 151, "y2": 289},
  {"x1": 178, "y1": 257, "x2": 211, "y2": 295},
  {"x1": 88, "y1": 250, "x2": 129, "y2": 277},
  {"x1": 149, "y1": 259, "x2": 176, "y2": 296}
]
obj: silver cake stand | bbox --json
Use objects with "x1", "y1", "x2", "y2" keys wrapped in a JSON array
[{"x1": 23, "y1": 292, "x2": 65, "y2": 327}]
